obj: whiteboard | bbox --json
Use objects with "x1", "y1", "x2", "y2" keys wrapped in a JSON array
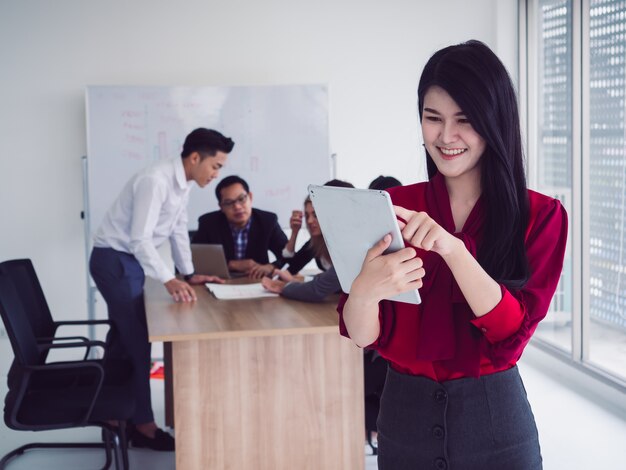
[{"x1": 85, "y1": 85, "x2": 330, "y2": 239}]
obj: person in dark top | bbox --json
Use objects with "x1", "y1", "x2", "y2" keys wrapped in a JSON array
[
  {"x1": 339, "y1": 40, "x2": 568, "y2": 469},
  {"x1": 368, "y1": 175, "x2": 401, "y2": 191},
  {"x1": 192, "y1": 175, "x2": 289, "y2": 279}
]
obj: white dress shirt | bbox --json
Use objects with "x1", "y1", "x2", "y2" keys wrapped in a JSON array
[{"x1": 93, "y1": 157, "x2": 194, "y2": 283}]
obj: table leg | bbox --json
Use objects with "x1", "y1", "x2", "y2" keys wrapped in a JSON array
[{"x1": 164, "y1": 341, "x2": 174, "y2": 428}]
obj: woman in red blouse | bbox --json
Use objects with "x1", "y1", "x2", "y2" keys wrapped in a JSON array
[{"x1": 339, "y1": 41, "x2": 568, "y2": 469}]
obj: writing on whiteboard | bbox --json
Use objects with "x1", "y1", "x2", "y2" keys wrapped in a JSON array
[{"x1": 264, "y1": 186, "x2": 293, "y2": 199}]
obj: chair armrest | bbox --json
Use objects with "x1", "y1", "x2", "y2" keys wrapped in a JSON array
[
  {"x1": 37, "y1": 340, "x2": 107, "y2": 352},
  {"x1": 54, "y1": 319, "x2": 112, "y2": 326},
  {"x1": 27, "y1": 360, "x2": 104, "y2": 374},
  {"x1": 52, "y1": 319, "x2": 113, "y2": 339},
  {"x1": 38, "y1": 336, "x2": 93, "y2": 359},
  {"x1": 37, "y1": 335, "x2": 90, "y2": 343}
]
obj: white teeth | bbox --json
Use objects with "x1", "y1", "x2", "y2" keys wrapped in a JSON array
[{"x1": 439, "y1": 148, "x2": 466, "y2": 156}]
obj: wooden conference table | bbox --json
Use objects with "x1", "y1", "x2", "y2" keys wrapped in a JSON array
[{"x1": 144, "y1": 278, "x2": 364, "y2": 470}]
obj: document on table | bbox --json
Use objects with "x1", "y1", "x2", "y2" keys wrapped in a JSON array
[{"x1": 205, "y1": 283, "x2": 279, "y2": 300}]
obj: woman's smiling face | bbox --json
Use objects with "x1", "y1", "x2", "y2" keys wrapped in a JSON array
[{"x1": 421, "y1": 85, "x2": 486, "y2": 182}]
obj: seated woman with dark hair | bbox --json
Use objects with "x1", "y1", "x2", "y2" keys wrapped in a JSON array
[
  {"x1": 261, "y1": 179, "x2": 353, "y2": 302},
  {"x1": 368, "y1": 175, "x2": 402, "y2": 191}
]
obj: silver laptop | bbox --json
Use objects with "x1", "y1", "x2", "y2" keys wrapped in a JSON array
[{"x1": 190, "y1": 244, "x2": 232, "y2": 279}]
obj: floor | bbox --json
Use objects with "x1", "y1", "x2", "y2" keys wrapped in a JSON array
[{"x1": 0, "y1": 346, "x2": 624, "y2": 469}]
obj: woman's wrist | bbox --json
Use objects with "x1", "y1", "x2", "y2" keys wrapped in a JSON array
[
  {"x1": 346, "y1": 285, "x2": 380, "y2": 312},
  {"x1": 344, "y1": 295, "x2": 381, "y2": 347},
  {"x1": 440, "y1": 236, "x2": 466, "y2": 262}
]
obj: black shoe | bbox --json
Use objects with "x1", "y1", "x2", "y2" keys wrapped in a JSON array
[{"x1": 130, "y1": 428, "x2": 175, "y2": 451}]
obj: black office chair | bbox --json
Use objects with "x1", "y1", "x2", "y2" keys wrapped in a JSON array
[
  {"x1": 0, "y1": 259, "x2": 112, "y2": 353},
  {"x1": 0, "y1": 263, "x2": 135, "y2": 470},
  {"x1": 0, "y1": 259, "x2": 115, "y2": 394}
]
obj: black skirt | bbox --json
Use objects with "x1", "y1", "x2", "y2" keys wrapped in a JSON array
[{"x1": 377, "y1": 365, "x2": 542, "y2": 470}]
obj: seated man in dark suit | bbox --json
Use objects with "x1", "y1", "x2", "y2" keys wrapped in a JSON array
[{"x1": 192, "y1": 175, "x2": 289, "y2": 278}]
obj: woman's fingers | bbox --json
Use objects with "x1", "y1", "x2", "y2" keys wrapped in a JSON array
[
  {"x1": 261, "y1": 277, "x2": 284, "y2": 293},
  {"x1": 385, "y1": 246, "x2": 418, "y2": 263},
  {"x1": 405, "y1": 278, "x2": 424, "y2": 290},
  {"x1": 261, "y1": 277, "x2": 277, "y2": 291},
  {"x1": 401, "y1": 212, "x2": 427, "y2": 242},
  {"x1": 399, "y1": 256, "x2": 424, "y2": 274},
  {"x1": 406, "y1": 266, "x2": 426, "y2": 282},
  {"x1": 394, "y1": 206, "x2": 433, "y2": 247},
  {"x1": 354, "y1": 225, "x2": 427, "y2": 301},
  {"x1": 364, "y1": 234, "x2": 393, "y2": 262},
  {"x1": 393, "y1": 205, "x2": 413, "y2": 221},
  {"x1": 390, "y1": 257, "x2": 425, "y2": 285},
  {"x1": 421, "y1": 227, "x2": 442, "y2": 251},
  {"x1": 365, "y1": 243, "x2": 419, "y2": 276},
  {"x1": 409, "y1": 220, "x2": 434, "y2": 248},
  {"x1": 394, "y1": 206, "x2": 444, "y2": 251},
  {"x1": 397, "y1": 212, "x2": 449, "y2": 253},
  {"x1": 365, "y1": 237, "x2": 415, "y2": 265}
]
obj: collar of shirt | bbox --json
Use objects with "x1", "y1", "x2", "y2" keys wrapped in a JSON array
[
  {"x1": 173, "y1": 157, "x2": 191, "y2": 191},
  {"x1": 230, "y1": 217, "x2": 252, "y2": 236}
]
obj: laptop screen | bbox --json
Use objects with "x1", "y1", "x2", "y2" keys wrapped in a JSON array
[{"x1": 190, "y1": 244, "x2": 231, "y2": 279}]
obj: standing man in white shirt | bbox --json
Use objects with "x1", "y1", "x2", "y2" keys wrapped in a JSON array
[{"x1": 89, "y1": 128, "x2": 234, "y2": 451}]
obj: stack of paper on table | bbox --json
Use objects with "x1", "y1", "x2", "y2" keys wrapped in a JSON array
[{"x1": 206, "y1": 283, "x2": 278, "y2": 300}]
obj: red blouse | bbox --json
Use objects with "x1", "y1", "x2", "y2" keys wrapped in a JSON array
[{"x1": 337, "y1": 173, "x2": 568, "y2": 381}]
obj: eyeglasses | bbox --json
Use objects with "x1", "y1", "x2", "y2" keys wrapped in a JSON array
[{"x1": 221, "y1": 193, "x2": 249, "y2": 209}]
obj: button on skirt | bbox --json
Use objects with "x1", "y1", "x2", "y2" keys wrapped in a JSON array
[{"x1": 377, "y1": 365, "x2": 542, "y2": 470}]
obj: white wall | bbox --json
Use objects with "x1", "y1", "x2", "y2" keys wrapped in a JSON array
[{"x1": 0, "y1": 0, "x2": 518, "y2": 368}]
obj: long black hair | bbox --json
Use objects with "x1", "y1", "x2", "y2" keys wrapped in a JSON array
[{"x1": 417, "y1": 40, "x2": 530, "y2": 289}]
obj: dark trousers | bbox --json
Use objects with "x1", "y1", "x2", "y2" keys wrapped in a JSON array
[
  {"x1": 89, "y1": 247, "x2": 154, "y2": 424},
  {"x1": 377, "y1": 365, "x2": 542, "y2": 470}
]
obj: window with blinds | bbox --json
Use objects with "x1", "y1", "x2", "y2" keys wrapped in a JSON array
[
  {"x1": 527, "y1": 0, "x2": 626, "y2": 383},
  {"x1": 534, "y1": 0, "x2": 574, "y2": 352}
]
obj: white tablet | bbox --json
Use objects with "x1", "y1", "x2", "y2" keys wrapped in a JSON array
[{"x1": 308, "y1": 185, "x2": 421, "y2": 304}]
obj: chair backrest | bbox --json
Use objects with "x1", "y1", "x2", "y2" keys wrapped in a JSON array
[
  {"x1": 0, "y1": 259, "x2": 55, "y2": 338},
  {"x1": 0, "y1": 268, "x2": 42, "y2": 367}
]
